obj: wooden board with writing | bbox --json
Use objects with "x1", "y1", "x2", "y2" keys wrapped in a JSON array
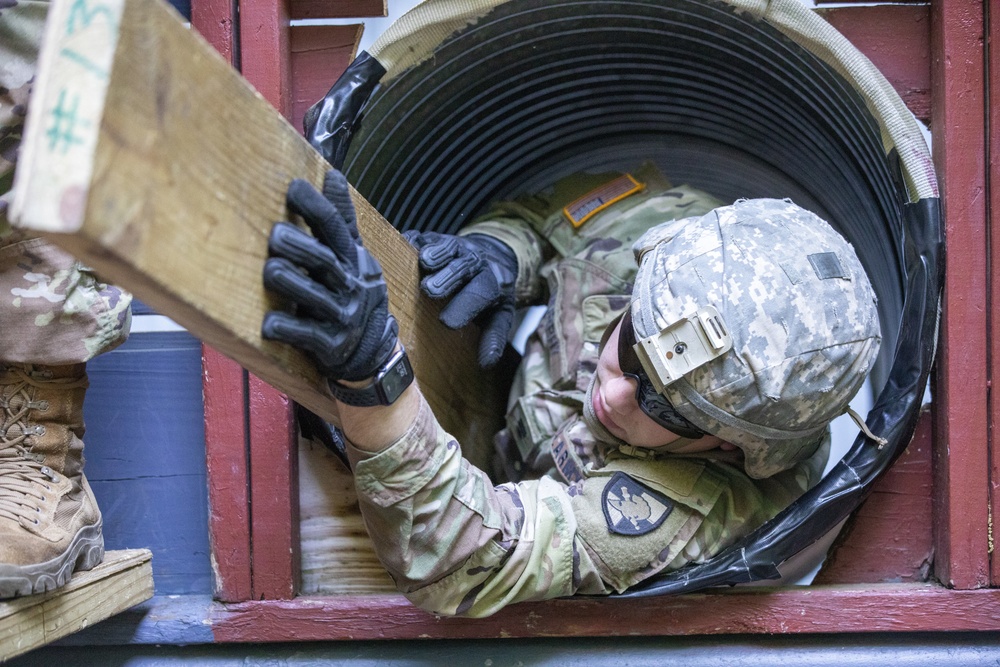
[{"x1": 10, "y1": 0, "x2": 503, "y2": 452}]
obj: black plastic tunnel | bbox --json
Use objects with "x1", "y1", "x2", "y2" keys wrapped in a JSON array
[{"x1": 305, "y1": 0, "x2": 943, "y2": 595}]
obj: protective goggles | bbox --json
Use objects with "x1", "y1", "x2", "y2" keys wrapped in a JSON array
[{"x1": 612, "y1": 306, "x2": 733, "y2": 440}]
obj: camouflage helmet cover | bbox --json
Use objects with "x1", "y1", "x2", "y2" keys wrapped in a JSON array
[{"x1": 630, "y1": 199, "x2": 881, "y2": 479}]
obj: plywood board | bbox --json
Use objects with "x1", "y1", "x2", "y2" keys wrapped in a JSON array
[{"x1": 0, "y1": 549, "x2": 153, "y2": 661}]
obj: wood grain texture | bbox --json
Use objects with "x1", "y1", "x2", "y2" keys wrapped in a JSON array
[
  {"x1": 192, "y1": 0, "x2": 252, "y2": 605},
  {"x1": 9, "y1": 0, "x2": 504, "y2": 461},
  {"x1": 930, "y1": 0, "x2": 990, "y2": 590},
  {"x1": 0, "y1": 550, "x2": 153, "y2": 661},
  {"x1": 202, "y1": 347, "x2": 253, "y2": 603},
  {"x1": 989, "y1": 0, "x2": 1000, "y2": 588},
  {"x1": 289, "y1": 0, "x2": 384, "y2": 20},
  {"x1": 237, "y1": 0, "x2": 301, "y2": 603},
  {"x1": 813, "y1": 409, "x2": 934, "y2": 585},
  {"x1": 248, "y1": 375, "x2": 301, "y2": 600},
  {"x1": 209, "y1": 584, "x2": 1000, "y2": 641},
  {"x1": 820, "y1": 5, "x2": 931, "y2": 122},
  {"x1": 298, "y1": 440, "x2": 396, "y2": 595}
]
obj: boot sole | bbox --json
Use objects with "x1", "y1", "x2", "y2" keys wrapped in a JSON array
[{"x1": 0, "y1": 521, "x2": 105, "y2": 598}]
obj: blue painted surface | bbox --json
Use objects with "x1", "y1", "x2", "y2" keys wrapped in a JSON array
[
  {"x1": 83, "y1": 331, "x2": 213, "y2": 595},
  {"x1": 166, "y1": 0, "x2": 191, "y2": 21},
  {"x1": 53, "y1": 595, "x2": 217, "y2": 647}
]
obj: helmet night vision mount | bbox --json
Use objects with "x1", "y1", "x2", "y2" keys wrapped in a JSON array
[{"x1": 634, "y1": 306, "x2": 733, "y2": 394}]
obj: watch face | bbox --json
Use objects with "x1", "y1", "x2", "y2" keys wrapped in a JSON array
[{"x1": 377, "y1": 353, "x2": 414, "y2": 405}]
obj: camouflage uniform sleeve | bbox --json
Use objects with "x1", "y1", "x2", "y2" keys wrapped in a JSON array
[
  {"x1": 0, "y1": 0, "x2": 131, "y2": 364},
  {"x1": 457, "y1": 202, "x2": 553, "y2": 306},
  {"x1": 347, "y1": 394, "x2": 612, "y2": 617},
  {"x1": 667, "y1": 435, "x2": 830, "y2": 568}
]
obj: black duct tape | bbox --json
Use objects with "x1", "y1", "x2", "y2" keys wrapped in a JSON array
[{"x1": 308, "y1": 0, "x2": 944, "y2": 594}]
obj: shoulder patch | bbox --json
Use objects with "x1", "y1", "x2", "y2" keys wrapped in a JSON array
[
  {"x1": 563, "y1": 174, "x2": 645, "y2": 228},
  {"x1": 601, "y1": 471, "x2": 673, "y2": 536}
]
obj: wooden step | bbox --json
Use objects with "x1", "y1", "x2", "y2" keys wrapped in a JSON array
[{"x1": 0, "y1": 549, "x2": 153, "y2": 662}]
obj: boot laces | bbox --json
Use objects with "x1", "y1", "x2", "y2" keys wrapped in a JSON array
[{"x1": 0, "y1": 367, "x2": 63, "y2": 526}]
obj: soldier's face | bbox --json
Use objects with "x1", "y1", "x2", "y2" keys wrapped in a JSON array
[{"x1": 594, "y1": 320, "x2": 724, "y2": 453}]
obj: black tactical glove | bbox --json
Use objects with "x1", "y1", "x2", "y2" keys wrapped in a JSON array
[
  {"x1": 403, "y1": 231, "x2": 518, "y2": 368},
  {"x1": 262, "y1": 170, "x2": 398, "y2": 383}
]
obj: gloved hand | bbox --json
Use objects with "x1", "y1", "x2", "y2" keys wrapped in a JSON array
[
  {"x1": 262, "y1": 170, "x2": 398, "y2": 383},
  {"x1": 403, "y1": 231, "x2": 518, "y2": 368}
]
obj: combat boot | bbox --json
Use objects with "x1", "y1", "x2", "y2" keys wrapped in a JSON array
[{"x1": 0, "y1": 363, "x2": 104, "y2": 598}]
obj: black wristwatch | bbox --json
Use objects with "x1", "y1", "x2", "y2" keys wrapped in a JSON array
[{"x1": 328, "y1": 346, "x2": 415, "y2": 407}]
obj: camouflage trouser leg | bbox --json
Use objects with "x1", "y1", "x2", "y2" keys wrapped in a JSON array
[{"x1": 1, "y1": 0, "x2": 131, "y2": 365}]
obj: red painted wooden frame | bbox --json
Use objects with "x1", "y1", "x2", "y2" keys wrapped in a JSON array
[
  {"x1": 208, "y1": 585, "x2": 1000, "y2": 641},
  {"x1": 195, "y1": 0, "x2": 302, "y2": 601},
  {"x1": 989, "y1": 0, "x2": 1000, "y2": 588},
  {"x1": 931, "y1": 0, "x2": 991, "y2": 590},
  {"x1": 194, "y1": 0, "x2": 1000, "y2": 637},
  {"x1": 290, "y1": 0, "x2": 385, "y2": 20}
]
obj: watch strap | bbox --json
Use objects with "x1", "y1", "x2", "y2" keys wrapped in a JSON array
[
  {"x1": 328, "y1": 377, "x2": 383, "y2": 407},
  {"x1": 328, "y1": 347, "x2": 413, "y2": 407}
]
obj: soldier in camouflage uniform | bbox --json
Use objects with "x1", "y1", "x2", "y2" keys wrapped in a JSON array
[
  {"x1": 262, "y1": 165, "x2": 880, "y2": 617},
  {"x1": 0, "y1": 0, "x2": 132, "y2": 597}
]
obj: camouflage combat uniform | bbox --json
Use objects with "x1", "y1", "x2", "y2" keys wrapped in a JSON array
[
  {"x1": 346, "y1": 163, "x2": 828, "y2": 617},
  {"x1": 1, "y1": 0, "x2": 131, "y2": 364},
  {"x1": 0, "y1": 0, "x2": 130, "y2": 598}
]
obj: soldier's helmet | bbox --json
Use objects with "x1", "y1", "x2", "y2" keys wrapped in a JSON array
[{"x1": 629, "y1": 199, "x2": 881, "y2": 479}]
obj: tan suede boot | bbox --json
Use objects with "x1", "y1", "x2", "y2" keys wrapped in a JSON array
[{"x1": 0, "y1": 364, "x2": 104, "y2": 598}]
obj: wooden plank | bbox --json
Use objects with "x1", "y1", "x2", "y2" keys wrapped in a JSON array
[
  {"x1": 930, "y1": 0, "x2": 991, "y2": 589},
  {"x1": 289, "y1": 0, "x2": 385, "y2": 20},
  {"x1": 0, "y1": 549, "x2": 153, "y2": 661},
  {"x1": 237, "y1": 0, "x2": 300, "y2": 602},
  {"x1": 39, "y1": 585, "x2": 1000, "y2": 645},
  {"x1": 819, "y1": 5, "x2": 931, "y2": 122},
  {"x1": 190, "y1": 0, "x2": 252, "y2": 605},
  {"x1": 813, "y1": 409, "x2": 934, "y2": 585},
  {"x1": 208, "y1": 584, "x2": 1000, "y2": 641},
  {"x1": 202, "y1": 347, "x2": 253, "y2": 603},
  {"x1": 989, "y1": 0, "x2": 1000, "y2": 587},
  {"x1": 290, "y1": 24, "x2": 363, "y2": 135},
  {"x1": 298, "y1": 439, "x2": 396, "y2": 595},
  {"x1": 7, "y1": 0, "x2": 504, "y2": 463}
]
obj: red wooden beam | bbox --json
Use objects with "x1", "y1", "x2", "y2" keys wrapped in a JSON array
[
  {"x1": 241, "y1": 0, "x2": 293, "y2": 121},
  {"x1": 248, "y1": 375, "x2": 300, "y2": 600},
  {"x1": 190, "y1": 0, "x2": 237, "y2": 67},
  {"x1": 931, "y1": 0, "x2": 990, "y2": 589},
  {"x1": 192, "y1": 0, "x2": 252, "y2": 604},
  {"x1": 989, "y1": 0, "x2": 1000, "y2": 587},
  {"x1": 289, "y1": 0, "x2": 385, "y2": 20},
  {"x1": 819, "y1": 5, "x2": 931, "y2": 123},
  {"x1": 201, "y1": 347, "x2": 253, "y2": 603},
  {"x1": 209, "y1": 584, "x2": 1000, "y2": 641},
  {"x1": 237, "y1": 0, "x2": 301, "y2": 600}
]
